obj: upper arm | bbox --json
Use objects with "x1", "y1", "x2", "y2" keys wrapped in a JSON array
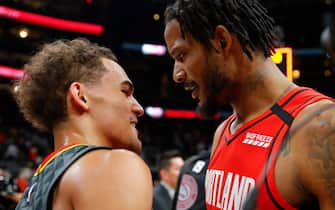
[
  {"x1": 59, "y1": 149, "x2": 153, "y2": 210},
  {"x1": 210, "y1": 122, "x2": 225, "y2": 159},
  {"x1": 295, "y1": 101, "x2": 335, "y2": 209}
]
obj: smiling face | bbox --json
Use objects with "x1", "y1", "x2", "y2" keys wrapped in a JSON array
[
  {"x1": 85, "y1": 58, "x2": 144, "y2": 154},
  {"x1": 164, "y1": 19, "x2": 234, "y2": 117}
]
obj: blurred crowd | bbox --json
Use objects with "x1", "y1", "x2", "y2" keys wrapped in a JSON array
[{"x1": 0, "y1": 117, "x2": 220, "y2": 210}]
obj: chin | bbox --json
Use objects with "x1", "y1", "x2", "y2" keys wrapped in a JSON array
[
  {"x1": 196, "y1": 99, "x2": 219, "y2": 118},
  {"x1": 129, "y1": 137, "x2": 142, "y2": 155},
  {"x1": 131, "y1": 143, "x2": 142, "y2": 155}
]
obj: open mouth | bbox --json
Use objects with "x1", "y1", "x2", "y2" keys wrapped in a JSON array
[
  {"x1": 130, "y1": 119, "x2": 138, "y2": 127},
  {"x1": 191, "y1": 88, "x2": 199, "y2": 100},
  {"x1": 184, "y1": 81, "x2": 199, "y2": 100}
]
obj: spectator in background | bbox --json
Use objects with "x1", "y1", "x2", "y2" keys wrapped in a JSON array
[
  {"x1": 153, "y1": 150, "x2": 184, "y2": 210},
  {"x1": 0, "y1": 168, "x2": 22, "y2": 210},
  {"x1": 321, "y1": 12, "x2": 335, "y2": 68},
  {"x1": 172, "y1": 149, "x2": 210, "y2": 210},
  {"x1": 13, "y1": 38, "x2": 152, "y2": 210}
]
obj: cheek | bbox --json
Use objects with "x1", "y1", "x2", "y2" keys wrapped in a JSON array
[
  {"x1": 190, "y1": 58, "x2": 206, "y2": 77},
  {"x1": 93, "y1": 99, "x2": 128, "y2": 128},
  {"x1": 173, "y1": 168, "x2": 181, "y2": 177}
]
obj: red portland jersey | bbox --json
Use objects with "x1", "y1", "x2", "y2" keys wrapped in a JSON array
[{"x1": 205, "y1": 87, "x2": 332, "y2": 210}]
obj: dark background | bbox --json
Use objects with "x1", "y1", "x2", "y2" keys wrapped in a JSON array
[
  {"x1": 0, "y1": 0, "x2": 335, "y2": 165},
  {"x1": 1, "y1": 2, "x2": 335, "y2": 207},
  {"x1": 1, "y1": 0, "x2": 335, "y2": 112}
]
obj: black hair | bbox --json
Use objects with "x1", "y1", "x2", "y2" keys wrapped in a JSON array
[
  {"x1": 158, "y1": 150, "x2": 182, "y2": 171},
  {"x1": 165, "y1": 0, "x2": 276, "y2": 59}
]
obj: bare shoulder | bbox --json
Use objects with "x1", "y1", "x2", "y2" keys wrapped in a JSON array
[
  {"x1": 211, "y1": 121, "x2": 226, "y2": 158},
  {"x1": 55, "y1": 149, "x2": 153, "y2": 210},
  {"x1": 291, "y1": 99, "x2": 335, "y2": 208},
  {"x1": 293, "y1": 99, "x2": 335, "y2": 146}
]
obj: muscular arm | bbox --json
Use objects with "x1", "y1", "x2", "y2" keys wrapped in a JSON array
[
  {"x1": 53, "y1": 149, "x2": 153, "y2": 210},
  {"x1": 295, "y1": 102, "x2": 335, "y2": 209}
]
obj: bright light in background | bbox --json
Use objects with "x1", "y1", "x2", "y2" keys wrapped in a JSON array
[
  {"x1": 0, "y1": 65, "x2": 24, "y2": 80},
  {"x1": 153, "y1": 13, "x2": 160, "y2": 21},
  {"x1": 292, "y1": 69, "x2": 301, "y2": 79},
  {"x1": 145, "y1": 106, "x2": 164, "y2": 119},
  {"x1": 19, "y1": 28, "x2": 28, "y2": 38},
  {"x1": 272, "y1": 47, "x2": 293, "y2": 81},
  {"x1": 0, "y1": 5, "x2": 103, "y2": 35},
  {"x1": 165, "y1": 110, "x2": 198, "y2": 119},
  {"x1": 141, "y1": 43, "x2": 166, "y2": 56},
  {"x1": 271, "y1": 51, "x2": 283, "y2": 64},
  {"x1": 121, "y1": 42, "x2": 167, "y2": 56}
]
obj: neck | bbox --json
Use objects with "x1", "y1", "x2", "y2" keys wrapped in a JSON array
[
  {"x1": 53, "y1": 121, "x2": 106, "y2": 149},
  {"x1": 229, "y1": 58, "x2": 296, "y2": 132},
  {"x1": 53, "y1": 129, "x2": 85, "y2": 149},
  {"x1": 160, "y1": 180, "x2": 176, "y2": 198}
]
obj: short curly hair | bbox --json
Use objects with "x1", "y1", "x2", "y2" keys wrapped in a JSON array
[{"x1": 13, "y1": 38, "x2": 117, "y2": 132}]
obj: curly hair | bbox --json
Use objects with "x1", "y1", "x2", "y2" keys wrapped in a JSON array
[
  {"x1": 13, "y1": 38, "x2": 117, "y2": 132},
  {"x1": 165, "y1": 0, "x2": 276, "y2": 59}
]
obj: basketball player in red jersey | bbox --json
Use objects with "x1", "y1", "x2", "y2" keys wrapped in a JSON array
[
  {"x1": 13, "y1": 38, "x2": 152, "y2": 210},
  {"x1": 164, "y1": 0, "x2": 335, "y2": 209}
]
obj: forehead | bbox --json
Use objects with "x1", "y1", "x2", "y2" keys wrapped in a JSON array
[
  {"x1": 164, "y1": 19, "x2": 196, "y2": 54},
  {"x1": 164, "y1": 19, "x2": 182, "y2": 41},
  {"x1": 100, "y1": 58, "x2": 130, "y2": 83},
  {"x1": 165, "y1": 20, "x2": 186, "y2": 49},
  {"x1": 170, "y1": 156, "x2": 183, "y2": 165}
]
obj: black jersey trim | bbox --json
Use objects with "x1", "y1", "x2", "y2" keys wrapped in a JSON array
[
  {"x1": 46, "y1": 145, "x2": 112, "y2": 210},
  {"x1": 225, "y1": 88, "x2": 308, "y2": 145},
  {"x1": 271, "y1": 104, "x2": 294, "y2": 126}
]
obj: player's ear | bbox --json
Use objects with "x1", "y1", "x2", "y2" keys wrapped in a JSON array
[
  {"x1": 68, "y1": 82, "x2": 89, "y2": 112},
  {"x1": 211, "y1": 25, "x2": 232, "y2": 54}
]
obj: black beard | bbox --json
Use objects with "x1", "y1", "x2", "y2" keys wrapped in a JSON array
[
  {"x1": 196, "y1": 95, "x2": 219, "y2": 118},
  {"x1": 196, "y1": 63, "x2": 230, "y2": 118}
]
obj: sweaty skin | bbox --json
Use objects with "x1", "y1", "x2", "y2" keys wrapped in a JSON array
[
  {"x1": 165, "y1": 18, "x2": 335, "y2": 209},
  {"x1": 51, "y1": 58, "x2": 152, "y2": 210}
]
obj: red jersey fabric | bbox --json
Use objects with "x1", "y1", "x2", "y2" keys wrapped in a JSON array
[{"x1": 205, "y1": 87, "x2": 333, "y2": 210}]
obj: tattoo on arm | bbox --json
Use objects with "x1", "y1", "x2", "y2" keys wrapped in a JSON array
[
  {"x1": 307, "y1": 112, "x2": 335, "y2": 202},
  {"x1": 280, "y1": 132, "x2": 291, "y2": 157}
]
